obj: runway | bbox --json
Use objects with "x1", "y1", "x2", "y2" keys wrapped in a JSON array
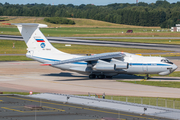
[
  {"x1": 0, "y1": 61, "x2": 180, "y2": 98},
  {"x1": 1, "y1": 35, "x2": 180, "y2": 52}
]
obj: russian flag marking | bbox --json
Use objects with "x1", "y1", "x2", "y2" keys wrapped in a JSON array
[{"x1": 36, "y1": 39, "x2": 45, "y2": 42}]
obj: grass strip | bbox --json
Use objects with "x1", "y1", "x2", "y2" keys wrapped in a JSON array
[
  {"x1": 86, "y1": 38, "x2": 180, "y2": 45},
  {"x1": 0, "y1": 40, "x2": 168, "y2": 55},
  {"x1": 0, "y1": 56, "x2": 33, "y2": 61},
  {"x1": 1, "y1": 92, "x2": 39, "y2": 95},
  {"x1": 0, "y1": 25, "x2": 180, "y2": 37},
  {"x1": 143, "y1": 54, "x2": 180, "y2": 57},
  {"x1": 117, "y1": 80, "x2": 180, "y2": 88},
  {"x1": 79, "y1": 95, "x2": 180, "y2": 109},
  {"x1": 133, "y1": 71, "x2": 180, "y2": 78}
]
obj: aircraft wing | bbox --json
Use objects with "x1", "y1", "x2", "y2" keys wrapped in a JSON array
[{"x1": 46, "y1": 52, "x2": 125, "y2": 66}]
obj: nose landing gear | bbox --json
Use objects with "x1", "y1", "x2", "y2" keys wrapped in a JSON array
[{"x1": 144, "y1": 74, "x2": 150, "y2": 80}]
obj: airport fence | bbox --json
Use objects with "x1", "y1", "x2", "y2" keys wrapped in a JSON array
[
  {"x1": 107, "y1": 96, "x2": 180, "y2": 109},
  {"x1": 86, "y1": 93, "x2": 180, "y2": 110}
]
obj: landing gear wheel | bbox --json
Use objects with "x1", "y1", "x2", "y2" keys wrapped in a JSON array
[
  {"x1": 97, "y1": 75, "x2": 105, "y2": 79},
  {"x1": 106, "y1": 76, "x2": 112, "y2": 79},
  {"x1": 89, "y1": 74, "x2": 96, "y2": 79}
]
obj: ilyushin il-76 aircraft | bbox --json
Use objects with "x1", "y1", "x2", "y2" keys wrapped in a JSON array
[{"x1": 9, "y1": 23, "x2": 178, "y2": 79}]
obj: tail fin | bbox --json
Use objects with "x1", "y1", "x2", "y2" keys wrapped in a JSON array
[{"x1": 12, "y1": 23, "x2": 60, "y2": 53}]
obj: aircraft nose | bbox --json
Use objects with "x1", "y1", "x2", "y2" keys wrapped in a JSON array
[{"x1": 172, "y1": 64, "x2": 178, "y2": 72}]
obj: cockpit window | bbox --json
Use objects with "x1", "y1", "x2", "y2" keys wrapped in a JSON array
[{"x1": 161, "y1": 59, "x2": 173, "y2": 64}]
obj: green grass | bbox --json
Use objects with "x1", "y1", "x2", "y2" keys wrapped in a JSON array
[
  {"x1": 1, "y1": 92, "x2": 39, "y2": 95},
  {"x1": 0, "y1": 39, "x2": 170, "y2": 61},
  {"x1": 0, "y1": 16, "x2": 179, "y2": 37},
  {"x1": 0, "y1": 56, "x2": 33, "y2": 61},
  {"x1": 0, "y1": 27, "x2": 20, "y2": 36},
  {"x1": 0, "y1": 40, "x2": 27, "y2": 54},
  {"x1": 0, "y1": 27, "x2": 180, "y2": 37},
  {"x1": 143, "y1": 54, "x2": 180, "y2": 57},
  {"x1": 0, "y1": 39, "x2": 168, "y2": 54},
  {"x1": 87, "y1": 38, "x2": 180, "y2": 45},
  {"x1": 51, "y1": 43, "x2": 168, "y2": 54},
  {"x1": 41, "y1": 27, "x2": 165, "y2": 37},
  {"x1": 120, "y1": 81, "x2": 180, "y2": 88},
  {"x1": 0, "y1": 16, "x2": 160, "y2": 28},
  {"x1": 133, "y1": 71, "x2": 180, "y2": 78},
  {"x1": 168, "y1": 71, "x2": 180, "y2": 77},
  {"x1": 117, "y1": 80, "x2": 180, "y2": 88}
]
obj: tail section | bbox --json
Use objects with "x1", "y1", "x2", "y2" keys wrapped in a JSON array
[
  {"x1": 11, "y1": 23, "x2": 78, "y2": 63},
  {"x1": 12, "y1": 23, "x2": 61, "y2": 53}
]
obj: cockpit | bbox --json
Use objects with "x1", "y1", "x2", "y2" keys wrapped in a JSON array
[{"x1": 161, "y1": 59, "x2": 173, "y2": 64}]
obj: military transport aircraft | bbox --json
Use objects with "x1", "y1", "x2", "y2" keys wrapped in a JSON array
[{"x1": 9, "y1": 23, "x2": 178, "y2": 79}]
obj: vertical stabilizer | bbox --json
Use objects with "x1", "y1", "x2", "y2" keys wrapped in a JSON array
[{"x1": 12, "y1": 23, "x2": 61, "y2": 53}]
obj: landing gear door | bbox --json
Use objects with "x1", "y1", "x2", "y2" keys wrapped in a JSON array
[{"x1": 142, "y1": 64, "x2": 148, "y2": 72}]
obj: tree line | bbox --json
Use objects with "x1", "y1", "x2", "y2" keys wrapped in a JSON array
[
  {"x1": 0, "y1": 0, "x2": 180, "y2": 28},
  {"x1": 44, "y1": 17, "x2": 75, "y2": 24}
]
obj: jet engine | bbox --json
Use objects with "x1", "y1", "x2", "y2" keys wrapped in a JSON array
[{"x1": 93, "y1": 62, "x2": 128, "y2": 71}]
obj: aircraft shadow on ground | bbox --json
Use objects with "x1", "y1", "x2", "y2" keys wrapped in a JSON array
[
  {"x1": 114, "y1": 74, "x2": 144, "y2": 79},
  {"x1": 41, "y1": 73, "x2": 144, "y2": 81},
  {"x1": 150, "y1": 77, "x2": 180, "y2": 80},
  {"x1": 42, "y1": 73, "x2": 179, "y2": 81},
  {"x1": 42, "y1": 72, "x2": 89, "y2": 81},
  {"x1": 42, "y1": 72, "x2": 85, "y2": 77}
]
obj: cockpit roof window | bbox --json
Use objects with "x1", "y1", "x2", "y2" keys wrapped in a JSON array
[{"x1": 161, "y1": 59, "x2": 173, "y2": 64}]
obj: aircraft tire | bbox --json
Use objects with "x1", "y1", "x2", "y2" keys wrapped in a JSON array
[
  {"x1": 106, "y1": 76, "x2": 112, "y2": 79},
  {"x1": 89, "y1": 74, "x2": 96, "y2": 79},
  {"x1": 97, "y1": 75, "x2": 105, "y2": 79}
]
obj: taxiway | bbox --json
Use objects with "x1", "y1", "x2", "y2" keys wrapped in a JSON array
[{"x1": 0, "y1": 61, "x2": 180, "y2": 98}]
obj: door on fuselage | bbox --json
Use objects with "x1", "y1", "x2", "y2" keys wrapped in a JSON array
[{"x1": 142, "y1": 64, "x2": 148, "y2": 72}]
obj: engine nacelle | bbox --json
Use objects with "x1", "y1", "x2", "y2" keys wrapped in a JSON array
[
  {"x1": 93, "y1": 62, "x2": 128, "y2": 71},
  {"x1": 93, "y1": 64, "x2": 115, "y2": 71},
  {"x1": 115, "y1": 62, "x2": 128, "y2": 69}
]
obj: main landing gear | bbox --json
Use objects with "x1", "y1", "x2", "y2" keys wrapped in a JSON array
[
  {"x1": 89, "y1": 74, "x2": 112, "y2": 79},
  {"x1": 89, "y1": 74, "x2": 96, "y2": 79}
]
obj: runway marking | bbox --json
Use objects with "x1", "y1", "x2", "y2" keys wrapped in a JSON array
[
  {"x1": 7, "y1": 96, "x2": 157, "y2": 120},
  {"x1": 43, "y1": 106, "x2": 65, "y2": 111},
  {"x1": 1, "y1": 107, "x2": 24, "y2": 113},
  {"x1": 0, "y1": 100, "x2": 3, "y2": 102},
  {"x1": 1, "y1": 106, "x2": 65, "y2": 113}
]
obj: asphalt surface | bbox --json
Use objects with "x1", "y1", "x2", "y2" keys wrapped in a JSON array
[
  {"x1": 1, "y1": 35, "x2": 180, "y2": 52},
  {"x1": 1, "y1": 61, "x2": 180, "y2": 98},
  {"x1": 0, "y1": 95, "x2": 171, "y2": 120}
]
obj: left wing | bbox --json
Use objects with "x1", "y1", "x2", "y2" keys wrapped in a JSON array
[{"x1": 44, "y1": 52, "x2": 125, "y2": 66}]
